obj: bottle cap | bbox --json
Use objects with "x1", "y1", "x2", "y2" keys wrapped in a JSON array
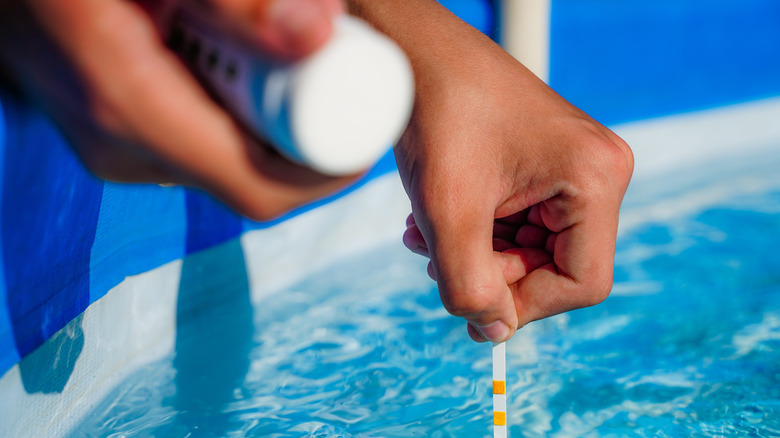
[{"x1": 283, "y1": 16, "x2": 414, "y2": 175}]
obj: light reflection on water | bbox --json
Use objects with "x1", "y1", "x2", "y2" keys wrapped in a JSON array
[{"x1": 72, "y1": 162, "x2": 780, "y2": 437}]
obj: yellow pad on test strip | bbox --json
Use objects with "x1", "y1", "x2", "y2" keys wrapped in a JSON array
[
  {"x1": 493, "y1": 380, "x2": 506, "y2": 394},
  {"x1": 493, "y1": 411, "x2": 507, "y2": 426}
]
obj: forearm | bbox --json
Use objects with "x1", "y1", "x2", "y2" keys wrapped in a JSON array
[{"x1": 345, "y1": 0, "x2": 533, "y2": 95}]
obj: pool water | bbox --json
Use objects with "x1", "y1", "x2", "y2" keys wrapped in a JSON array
[{"x1": 69, "y1": 153, "x2": 780, "y2": 437}]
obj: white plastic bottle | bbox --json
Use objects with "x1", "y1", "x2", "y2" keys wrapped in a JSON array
[{"x1": 168, "y1": 5, "x2": 415, "y2": 175}]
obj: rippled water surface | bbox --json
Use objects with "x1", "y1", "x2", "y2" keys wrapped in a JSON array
[{"x1": 72, "y1": 155, "x2": 780, "y2": 437}]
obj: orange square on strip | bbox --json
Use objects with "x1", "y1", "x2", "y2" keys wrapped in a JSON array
[
  {"x1": 492, "y1": 380, "x2": 506, "y2": 394},
  {"x1": 493, "y1": 411, "x2": 507, "y2": 426}
]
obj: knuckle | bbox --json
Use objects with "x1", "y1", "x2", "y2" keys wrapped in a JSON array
[
  {"x1": 604, "y1": 135, "x2": 634, "y2": 186},
  {"x1": 595, "y1": 133, "x2": 634, "y2": 189},
  {"x1": 580, "y1": 272, "x2": 613, "y2": 307},
  {"x1": 570, "y1": 120, "x2": 635, "y2": 193},
  {"x1": 616, "y1": 138, "x2": 635, "y2": 180},
  {"x1": 439, "y1": 280, "x2": 493, "y2": 318}
]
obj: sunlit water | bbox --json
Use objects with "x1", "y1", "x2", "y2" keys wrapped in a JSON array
[{"x1": 71, "y1": 152, "x2": 780, "y2": 437}]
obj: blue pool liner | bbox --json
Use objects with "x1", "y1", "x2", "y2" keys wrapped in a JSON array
[{"x1": 550, "y1": 0, "x2": 780, "y2": 125}]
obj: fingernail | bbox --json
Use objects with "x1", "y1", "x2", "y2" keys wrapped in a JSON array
[
  {"x1": 271, "y1": 0, "x2": 329, "y2": 51},
  {"x1": 474, "y1": 321, "x2": 510, "y2": 343}
]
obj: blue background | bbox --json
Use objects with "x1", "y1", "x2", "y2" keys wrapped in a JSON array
[{"x1": 550, "y1": 0, "x2": 780, "y2": 125}]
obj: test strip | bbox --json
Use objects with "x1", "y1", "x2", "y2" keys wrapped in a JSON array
[{"x1": 493, "y1": 342, "x2": 507, "y2": 438}]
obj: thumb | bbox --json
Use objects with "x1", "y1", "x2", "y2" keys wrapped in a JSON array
[
  {"x1": 211, "y1": 0, "x2": 344, "y2": 58},
  {"x1": 420, "y1": 205, "x2": 519, "y2": 343}
]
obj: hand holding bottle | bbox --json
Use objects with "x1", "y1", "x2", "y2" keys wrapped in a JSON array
[{"x1": 0, "y1": 0, "x2": 355, "y2": 220}]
